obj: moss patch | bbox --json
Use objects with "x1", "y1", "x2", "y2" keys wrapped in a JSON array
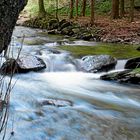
[
  {"x1": 132, "y1": 68, "x2": 140, "y2": 74},
  {"x1": 58, "y1": 43, "x2": 140, "y2": 59}
]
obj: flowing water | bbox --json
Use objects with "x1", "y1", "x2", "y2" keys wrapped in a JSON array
[{"x1": 0, "y1": 26, "x2": 140, "y2": 140}]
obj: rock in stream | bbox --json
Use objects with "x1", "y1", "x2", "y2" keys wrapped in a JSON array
[
  {"x1": 40, "y1": 99, "x2": 73, "y2": 107},
  {"x1": 125, "y1": 57, "x2": 140, "y2": 69},
  {"x1": 101, "y1": 69, "x2": 140, "y2": 84},
  {"x1": 1, "y1": 55, "x2": 46, "y2": 74},
  {"x1": 80, "y1": 55, "x2": 117, "y2": 72}
]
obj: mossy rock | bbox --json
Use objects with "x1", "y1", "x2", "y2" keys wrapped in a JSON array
[
  {"x1": 61, "y1": 27, "x2": 74, "y2": 36},
  {"x1": 81, "y1": 32, "x2": 92, "y2": 41},
  {"x1": 136, "y1": 46, "x2": 140, "y2": 51},
  {"x1": 23, "y1": 17, "x2": 49, "y2": 29},
  {"x1": 59, "y1": 19, "x2": 67, "y2": 27},
  {"x1": 60, "y1": 22, "x2": 72, "y2": 30},
  {"x1": 101, "y1": 69, "x2": 140, "y2": 84},
  {"x1": 72, "y1": 28, "x2": 80, "y2": 35},
  {"x1": 48, "y1": 19, "x2": 59, "y2": 30},
  {"x1": 125, "y1": 57, "x2": 140, "y2": 69}
]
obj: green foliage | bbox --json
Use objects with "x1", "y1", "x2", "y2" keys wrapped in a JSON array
[
  {"x1": 59, "y1": 43, "x2": 140, "y2": 59},
  {"x1": 24, "y1": 0, "x2": 113, "y2": 17},
  {"x1": 135, "y1": 0, "x2": 140, "y2": 6},
  {"x1": 95, "y1": 0, "x2": 111, "y2": 14}
]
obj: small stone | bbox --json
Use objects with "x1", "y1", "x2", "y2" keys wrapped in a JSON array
[{"x1": 40, "y1": 99, "x2": 73, "y2": 107}]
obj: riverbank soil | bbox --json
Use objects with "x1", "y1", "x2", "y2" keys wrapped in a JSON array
[{"x1": 70, "y1": 12, "x2": 140, "y2": 44}]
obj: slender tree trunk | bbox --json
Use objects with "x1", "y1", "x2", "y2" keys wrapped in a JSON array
[
  {"x1": 38, "y1": 0, "x2": 46, "y2": 17},
  {"x1": 56, "y1": 0, "x2": 59, "y2": 20},
  {"x1": 70, "y1": 0, "x2": 74, "y2": 19},
  {"x1": 129, "y1": 0, "x2": 134, "y2": 22},
  {"x1": 81, "y1": 0, "x2": 87, "y2": 16},
  {"x1": 120, "y1": 0, "x2": 124, "y2": 18},
  {"x1": 90, "y1": 0, "x2": 95, "y2": 25},
  {"x1": 76, "y1": 0, "x2": 79, "y2": 17},
  {"x1": 111, "y1": 0, "x2": 119, "y2": 19}
]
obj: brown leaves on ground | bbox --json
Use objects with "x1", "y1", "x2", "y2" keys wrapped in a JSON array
[{"x1": 72, "y1": 13, "x2": 140, "y2": 43}]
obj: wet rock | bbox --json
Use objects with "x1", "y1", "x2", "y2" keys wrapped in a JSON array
[
  {"x1": 59, "y1": 19, "x2": 67, "y2": 27},
  {"x1": 48, "y1": 19, "x2": 59, "y2": 30},
  {"x1": 35, "y1": 50, "x2": 43, "y2": 55},
  {"x1": 125, "y1": 57, "x2": 140, "y2": 69},
  {"x1": 48, "y1": 29, "x2": 57, "y2": 35},
  {"x1": 81, "y1": 33, "x2": 92, "y2": 41},
  {"x1": 60, "y1": 22, "x2": 71, "y2": 30},
  {"x1": 0, "y1": 100, "x2": 7, "y2": 111},
  {"x1": 61, "y1": 28, "x2": 74, "y2": 36},
  {"x1": 101, "y1": 69, "x2": 140, "y2": 84},
  {"x1": 81, "y1": 55, "x2": 117, "y2": 72},
  {"x1": 1, "y1": 55, "x2": 46, "y2": 74},
  {"x1": 40, "y1": 99, "x2": 73, "y2": 107},
  {"x1": 47, "y1": 49, "x2": 61, "y2": 54},
  {"x1": 136, "y1": 46, "x2": 140, "y2": 51},
  {"x1": 72, "y1": 28, "x2": 80, "y2": 35}
]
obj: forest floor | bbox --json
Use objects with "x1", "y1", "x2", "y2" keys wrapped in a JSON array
[{"x1": 70, "y1": 12, "x2": 140, "y2": 44}]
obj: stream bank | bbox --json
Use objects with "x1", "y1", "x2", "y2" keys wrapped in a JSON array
[{"x1": 17, "y1": 16, "x2": 140, "y2": 45}]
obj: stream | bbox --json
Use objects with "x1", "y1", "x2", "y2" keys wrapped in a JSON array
[{"x1": 0, "y1": 26, "x2": 140, "y2": 140}]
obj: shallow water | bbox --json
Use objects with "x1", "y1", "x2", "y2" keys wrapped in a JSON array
[{"x1": 0, "y1": 26, "x2": 140, "y2": 140}]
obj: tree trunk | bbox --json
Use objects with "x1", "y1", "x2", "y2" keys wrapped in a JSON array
[
  {"x1": 38, "y1": 0, "x2": 46, "y2": 17},
  {"x1": 120, "y1": 0, "x2": 125, "y2": 18},
  {"x1": 0, "y1": 0, "x2": 27, "y2": 55},
  {"x1": 111, "y1": 0, "x2": 119, "y2": 19},
  {"x1": 129, "y1": 0, "x2": 134, "y2": 22},
  {"x1": 90, "y1": 0, "x2": 95, "y2": 25},
  {"x1": 81, "y1": 0, "x2": 87, "y2": 16},
  {"x1": 56, "y1": 0, "x2": 59, "y2": 20},
  {"x1": 76, "y1": 0, "x2": 79, "y2": 17},
  {"x1": 70, "y1": 0, "x2": 74, "y2": 19}
]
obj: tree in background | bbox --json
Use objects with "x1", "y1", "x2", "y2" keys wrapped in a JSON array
[
  {"x1": 120, "y1": 0, "x2": 125, "y2": 18},
  {"x1": 130, "y1": 0, "x2": 134, "y2": 22},
  {"x1": 111, "y1": 0, "x2": 119, "y2": 19},
  {"x1": 70, "y1": 0, "x2": 74, "y2": 18},
  {"x1": 81, "y1": 0, "x2": 87, "y2": 16},
  {"x1": 76, "y1": 0, "x2": 79, "y2": 17},
  {"x1": 90, "y1": 0, "x2": 95, "y2": 25},
  {"x1": 38, "y1": 0, "x2": 46, "y2": 17},
  {"x1": 56, "y1": 0, "x2": 59, "y2": 20}
]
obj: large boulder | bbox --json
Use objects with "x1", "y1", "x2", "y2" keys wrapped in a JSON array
[
  {"x1": 80, "y1": 55, "x2": 117, "y2": 72},
  {"x1": 101, "y1": 69, "x2": 140, "y2": 84},
  {"x1": 0, "y1": 0, "x2": 27, "y2": 54},
  {"x1": 125, "y1": 57, "x2": 140, "y2": 69},
  {"x1": 136, "y1": 46, "x2": 140, "y2": 51},
  {"x1": 1, "y1": 55, "x2": 46, "y2": 74}
]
